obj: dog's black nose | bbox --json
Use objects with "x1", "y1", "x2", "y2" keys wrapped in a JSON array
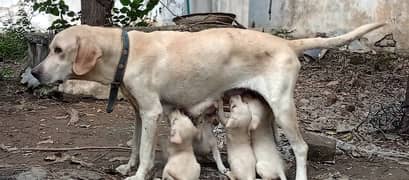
[{"x1": 31, "y1": 69, "x2": 41, "y2": 80}]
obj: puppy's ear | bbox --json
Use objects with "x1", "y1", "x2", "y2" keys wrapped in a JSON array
[
  {"x1": 73, "y1": 37, "x2": 102, "y2": 76},
  {"x1": 229, "y1": 95, "x2": 242, "y2": 105},
  {"x1": 170, "y1": 129, "x2": 182, "y2": 144},
  {"x1": 249, "y1": 111, "x2": 261, "y2": 131},
  {"x1": 225, "y1": 118, "x2": 236, "y2": 128}
]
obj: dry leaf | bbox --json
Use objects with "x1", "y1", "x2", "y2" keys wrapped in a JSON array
[
  {"x1": 108, "y1": 156, "x2": 129, "y2": 162},
  {"x1": 37, "y1": 139, "x2": 54, "y2": 145},
  {"x1": 67, "y1": 108, "x2": 79, "y2": 126},
  {"x1": 70, "y1": 156, "x2": 93, "y2": 167}
]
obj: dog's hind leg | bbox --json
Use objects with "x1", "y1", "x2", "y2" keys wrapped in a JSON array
[{"x1": 257, "y1": 55, "x2": 308, "y2": 180}]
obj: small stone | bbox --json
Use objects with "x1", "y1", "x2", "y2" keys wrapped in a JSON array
[
  {"x1": 326, "y1": 94, "x2": 338, "y2": 106},
  {"x1": 345, "y1": 104, "x2": 356, "y2": 112},
  {"x1": 326, "y1": 80, "x2": 339, "y2": 87},
  {"x1": 299, "y1": 98, "x2": 310, "y2": 105},
  {"x1": 303, "y1": 132, "x2": 336, "y2": 162}
]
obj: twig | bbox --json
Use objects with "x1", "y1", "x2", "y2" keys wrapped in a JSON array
[
  {"x1": 21, "y1": 146, "x2": 131, "y2": 151},
  {"x1": 92, "y1": 150, "x2": 111, "y2": 162},
  {"x1": 159, "y1": 0, "x2": 178, "y2": 17}
]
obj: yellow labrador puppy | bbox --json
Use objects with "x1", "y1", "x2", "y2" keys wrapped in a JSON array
[
  {"x1": 31, "y1": 22, "x2": 385, "y2": 180},
  {"x1": 162, "y1": 109, "x2": 200, "y2": 180},
  {"x1": 243, "y1": 94, "x2": 287, "y2": 180},
  {"x1": 218, "y1": 95, "x2": 258, "y2": 180},
  {"x1": 193, "y1": 109, "x2": 233, "y2": 179}
]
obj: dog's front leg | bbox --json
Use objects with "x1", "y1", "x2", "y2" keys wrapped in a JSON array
[
  {"x1": 116, "y1": 110, "x2": 142, "y2": 175},
  {"x1": 126, "y1": 94, "x2": 162, "y2": 180},
  {"x1": 116, "y1": 88, "x2": 142, "y2": 175}
]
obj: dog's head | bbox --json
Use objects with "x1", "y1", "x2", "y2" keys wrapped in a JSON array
[
  {"x1": 31, "y1": 25, "x2": 102, "y2": 84},
  {"x1": 168, "y1": 110, "x2": 198, "y2": 144}
]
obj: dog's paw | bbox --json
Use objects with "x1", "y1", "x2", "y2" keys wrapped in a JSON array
[{"x1": 116, "y1": 164, "x2": 131, "y2": 175}]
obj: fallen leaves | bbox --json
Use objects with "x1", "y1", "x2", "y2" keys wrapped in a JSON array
[
  {"x1": 67, "y1": 108, "x2": 79, "y2": 126},
  {"x1": 0, "y1": 144, "x2": 18, "y2": 152},
  {"x1": 44, "y1": 152, "x2": 94, "y2": 167},
  {"x1": 37, "y1": 139, "x2": 54, "y2": 145}
]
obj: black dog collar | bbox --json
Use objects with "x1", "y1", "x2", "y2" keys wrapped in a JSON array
[{"x1": 106, "y1": 30, "x2": 129, "y2": 113}]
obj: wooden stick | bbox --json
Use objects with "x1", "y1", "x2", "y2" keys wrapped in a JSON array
[{"x1": 21, "y1": 146, "x2": 131, "y2": 151}]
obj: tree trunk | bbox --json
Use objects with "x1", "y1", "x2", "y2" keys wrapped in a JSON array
[
  {"x1": 81, "y1": 0, "x2": 113, "y2": 26},
  {"x1": 400, "y1": 75, "x2": 409, "y2": 134}
]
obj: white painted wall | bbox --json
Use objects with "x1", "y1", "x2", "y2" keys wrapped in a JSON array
[
  {"x1": 249, "y1": 0, "x2": 407, "y2": 51},
  {"x1": 0, "y1": 0, "x2": 80, "y2": 31}
]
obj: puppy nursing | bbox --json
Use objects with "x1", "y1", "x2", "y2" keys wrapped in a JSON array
[
  {"x1": 193, "y1": 110, "x2": 232, "y2": 178},
  {"x1": 218, "y1": 95, "x2": 257, "y2": 180},
  {"x1": 162, "y1": 110, "x2": 200, "y2": 180},
  {"x1": 243, "y1": 94, "x2": 287, "y2": 180}
]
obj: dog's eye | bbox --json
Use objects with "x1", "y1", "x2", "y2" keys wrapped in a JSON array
[
  {"x1": 231, "y1": 104, "x2": 237, "y2": 109},
  {"x1": 54, "y1": 47, "x2": 62, "y2": 54}
]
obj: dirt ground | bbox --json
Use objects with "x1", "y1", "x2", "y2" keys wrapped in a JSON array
[{"x1": 1, "y1": 50, "x2": 409, "y2": 180}]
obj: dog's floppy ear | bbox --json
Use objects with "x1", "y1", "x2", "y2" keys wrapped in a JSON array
[
  {"x1": 170, "y1": 129, "x2": 182, "y2": 144},
  {"x1": 73, "y1": 37, "x2": 102, "y2": 76}
]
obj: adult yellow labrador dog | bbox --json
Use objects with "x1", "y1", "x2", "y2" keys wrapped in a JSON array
[{"x1": 31, "y1": 22, "x2": 385, "y2": 180}]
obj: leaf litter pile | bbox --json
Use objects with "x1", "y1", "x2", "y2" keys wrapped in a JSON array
[{"x1": 293, "y1": 49, "x2": 409, "y2": 161}]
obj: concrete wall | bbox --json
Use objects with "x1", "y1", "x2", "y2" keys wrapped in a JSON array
[{"x1": 249, "y1": 0, "x2": 408, "y2": 51}]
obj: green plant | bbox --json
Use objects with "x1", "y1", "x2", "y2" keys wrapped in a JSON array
[
  {"x1": 0, "y1": 31, "x2": 28, "y2": 61},
  {"x1": 0, "y1": 67, "x2": 15, "y2": 80},
  {"x1": 112, "y1": 0, "x2": 159, "y2": 27},
  {"x1": 33, "y1": 0, "x2": 80, "y2": 30},
  {"x1": 0, "y1": 1, "x2": 32, "y2": 62}
]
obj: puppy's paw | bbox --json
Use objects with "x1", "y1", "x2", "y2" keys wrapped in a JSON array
[
  {"x1": 126, "y1": 139, "x2": 134, "y2": 147},
  {"x1": 224, "y1": 170, "x2": 235, "y2": 180},
  {"x1": 116, "y1": 164, "x2": 131, "y2": 175}
]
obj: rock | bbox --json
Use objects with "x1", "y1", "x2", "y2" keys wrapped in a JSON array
[
  {"x1": 345, "y1": 104, "x2": 356, "y2": 112},
  {"x1": 16, "y1": 167, "x2": 48, "y2": 180},
  {"x1": 326, "y1": 94, "x2": 338, "y2": 106},
  {"x1": 299, "y1": 98, "x2": 310, "y2": 105},
  {"x1": 326, "y1": 80, "x2": 339, "y2": 87},
  {"x1": 303, "y1": 132, "x2": 336, "y2": 162}
]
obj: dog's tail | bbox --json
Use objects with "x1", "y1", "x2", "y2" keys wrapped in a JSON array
[{"x1": 290, "y1": 22, "x2": 386, "y2": 54}]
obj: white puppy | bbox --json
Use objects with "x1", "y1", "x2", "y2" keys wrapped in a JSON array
[
  {"x1": 243, "y1": 94, "x2": 287, "y2": 180},
  {"x1": 218, "y1": 95, "x2": 257, "y2": 180},
  {"x1": 162, "y1": 109, "x2": 200, "y2": 180},
  {"x1": 193, "y1": 108, "x2": 233, "y2": 179}
]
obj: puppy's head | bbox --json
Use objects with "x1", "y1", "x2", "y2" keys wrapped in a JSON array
[
  {"x1": 222, "y1": 95, "x2": 252, "y2": 129},
  {"x1": 168, "y1": 110, "x2": 198, "y2": 144},
  {"x1": 31, "y1": 25, "x2": 102, "y2": 84},
  {"x1": 199, "y1": 102, "x2": 219, "y2": 126}
]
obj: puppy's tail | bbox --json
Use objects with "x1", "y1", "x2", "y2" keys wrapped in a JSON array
[{"x1": 290, "y1": 22, "x2": 386, "y2": 54}]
